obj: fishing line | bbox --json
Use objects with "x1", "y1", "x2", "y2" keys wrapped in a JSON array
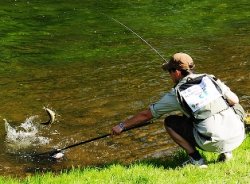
[{"x1": 102, "y1": 13, "x2": 168, "y2": 62}]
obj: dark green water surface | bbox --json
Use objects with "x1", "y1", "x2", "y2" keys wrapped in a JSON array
[{"x1": 0, "y1": 0, "x2": 249, "y2": 176}]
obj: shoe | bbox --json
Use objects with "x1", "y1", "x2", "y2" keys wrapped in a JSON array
[
  {"x1": 182, "y1": 157, "x2": 208, "y2": 168},
  {"x1": 218, "y1": 152, "x2": 233, "y2": 162}
]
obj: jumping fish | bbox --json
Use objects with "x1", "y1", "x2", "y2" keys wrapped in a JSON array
[{"x1": 41, "y1": 107, "x2": 56, "y2": 125}]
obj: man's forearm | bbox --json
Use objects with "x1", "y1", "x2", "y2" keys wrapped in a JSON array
[{"x1": 122, "y1": 109, "x2": 153, "y2": 129}]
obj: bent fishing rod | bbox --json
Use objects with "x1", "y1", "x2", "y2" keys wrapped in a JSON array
[
  {"x1": 102, "y1": 13, "x2": 168, "y2": 63},
  {"x1": 34, "y1": 121, "x2": 152, "y2": 158},
  {"x1": 34, "y1": 16, "x2": 165, "y2": 159}
]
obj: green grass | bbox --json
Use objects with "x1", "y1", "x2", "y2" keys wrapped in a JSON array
[{"x1": 1, "y1": 133, "x2": 249, "y2": 184}]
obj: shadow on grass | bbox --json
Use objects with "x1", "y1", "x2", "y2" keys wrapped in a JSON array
[
  {"x1": 133, "y1": 150, "x2": 189, "y2": 169},
  {"x1": 24, "y1": 149, "x2": 189, "y2": 175},
  {"x1": 94, "y1": 149, "x2": 191, "y2": 171}
]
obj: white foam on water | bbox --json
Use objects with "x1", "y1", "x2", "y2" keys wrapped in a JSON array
[{"x1": 4, "y1": 116, "x2": 51, "y2": 150}]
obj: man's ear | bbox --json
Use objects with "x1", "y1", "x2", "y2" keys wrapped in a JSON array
[{"x1": 175, "y1": 70, "x2": 182, "y2": 76}]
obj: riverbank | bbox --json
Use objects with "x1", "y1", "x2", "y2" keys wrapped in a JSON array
[{"x1": 1, "y1": 132, "x2": 249, "y2": 183}]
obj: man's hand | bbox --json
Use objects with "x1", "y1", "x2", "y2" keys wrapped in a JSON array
[
  {"x1": 111, "y1": 109, "x2": 153, "y2": 136},
  {"x1": 111, "y1": 122, "x2": 125, "y2": 135}
]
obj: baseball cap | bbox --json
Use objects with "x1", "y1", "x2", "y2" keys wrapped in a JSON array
[{"x1": 162, "y1": 52, "x2": 195, "y2": 71}]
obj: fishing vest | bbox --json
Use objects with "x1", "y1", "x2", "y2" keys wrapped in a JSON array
[{"x1": 175, "y1": 74, "x2": 229, "y2": 122}]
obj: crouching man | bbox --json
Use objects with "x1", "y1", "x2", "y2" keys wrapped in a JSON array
[{"x1": 112, "y1": 53, "x2": 245, "y2": 168}]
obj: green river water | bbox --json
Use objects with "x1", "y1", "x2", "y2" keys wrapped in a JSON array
[{"x1": 0, "y1": 0, "x2": 249, "y2": 176}]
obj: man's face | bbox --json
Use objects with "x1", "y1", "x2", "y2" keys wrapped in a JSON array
[{"x1": 169, "y1": 69, "x2": 182, "y2": 84}]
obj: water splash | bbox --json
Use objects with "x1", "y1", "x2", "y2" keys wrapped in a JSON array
[{"x1": 4, "y1": 116, "x2": 51, "y2": 151}]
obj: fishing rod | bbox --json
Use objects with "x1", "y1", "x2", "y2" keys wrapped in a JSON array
[
  {"x1": 32, "y1": 16, "x2": 166, "y2": 159},
  {"x1": 33, "y1": 121, "x2": 152, "y2": 159},
  {"x1": 102, "y1": 13, "x2": 168, "y2": 62}
]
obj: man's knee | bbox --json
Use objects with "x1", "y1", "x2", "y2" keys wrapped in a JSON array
[{"x1": 164, "y1": 115, "x2": 179, "y2": 130}]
